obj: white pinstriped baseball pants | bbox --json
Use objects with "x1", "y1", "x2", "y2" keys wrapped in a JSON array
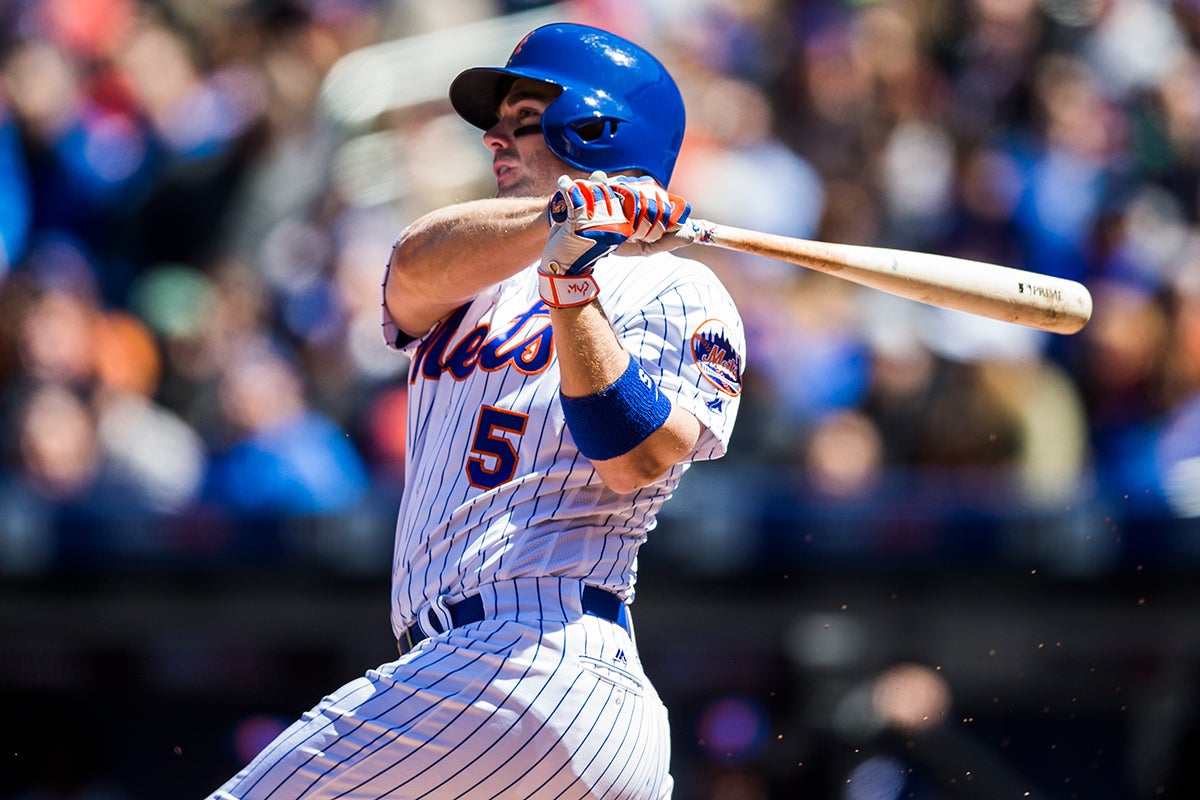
[{"x1": 207, "y1": 578, "x2": 674, "y2": 799}]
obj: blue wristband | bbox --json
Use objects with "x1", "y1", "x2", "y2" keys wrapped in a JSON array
[{"x1": 561, "y1": 354, "x2": 673, "y2": 461}]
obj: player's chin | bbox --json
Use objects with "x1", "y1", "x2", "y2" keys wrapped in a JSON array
[
  {"x1": 496, "y1": 166, "x2": 567, "y2": 199},
  {"x1": 494, "y1": 166, "x2": 533, "y2": 196},
  {"x1": 494, "y1": 176, "x2": 524, "y2": 198},
  {"x1": 497, "y1": 178, "x2": 550, "y2": 200}
]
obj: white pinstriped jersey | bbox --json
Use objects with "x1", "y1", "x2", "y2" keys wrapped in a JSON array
[
  {"x1": 206, "y1": 247, "x2": 744, "y2": 800},
  {"x1": 381, "y1": 250, "x2": 745, "y2": 639}
]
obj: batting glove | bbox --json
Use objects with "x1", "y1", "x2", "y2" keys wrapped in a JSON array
[
  {"x1": 608, "y1": 175, "x2": 691, "y2": 243},
  {"x1": 539, "y1": 172, "x2": 632, "y2": 308},
  {"x1": 541, "y1": 172, "x2": 632, "y2": 276}
]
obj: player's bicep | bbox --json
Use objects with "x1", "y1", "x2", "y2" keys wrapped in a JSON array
[{"x1": 383, "y1": 239, "x2": 467, "y2": 344}]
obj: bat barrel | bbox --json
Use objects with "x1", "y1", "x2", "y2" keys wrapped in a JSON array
[{"x1": 688, "y1": 221, "x2": 1093, "y2": 335}]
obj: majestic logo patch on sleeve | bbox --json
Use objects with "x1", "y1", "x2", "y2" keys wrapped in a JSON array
[{"x1": 691, "y1": 319, "x2": 743, "y2": 396}]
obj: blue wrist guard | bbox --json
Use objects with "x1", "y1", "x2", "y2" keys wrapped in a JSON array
[{"x1": 561, "y1": 354, "x2": 673, "y2": 461}]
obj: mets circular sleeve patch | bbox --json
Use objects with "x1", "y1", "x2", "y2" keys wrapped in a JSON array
[{"x1": 691, "y1": 318, "x2": 743, "y2": 396}]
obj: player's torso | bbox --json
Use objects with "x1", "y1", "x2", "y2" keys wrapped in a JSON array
[
  {"x1": 402, "y1": 275, "x2": 560, "y2": 501},
  {"x1": 390, "y1": 264, "x2": 676, "y2": 632}
]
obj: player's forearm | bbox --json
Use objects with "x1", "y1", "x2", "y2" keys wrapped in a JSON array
[
  {"x1": 552, "y1": 303, "x2": 629, "y2": 396},
  {"x1": 553, "y1": 303, "x2": 701, "y2": 494},
  {"x1": 386, "y1": 197, "x2": 549, "y2": 337}
]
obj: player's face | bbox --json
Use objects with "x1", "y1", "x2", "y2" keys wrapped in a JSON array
[{"x1": 484, "y1": 79, "x2": 584, "y2": 198}]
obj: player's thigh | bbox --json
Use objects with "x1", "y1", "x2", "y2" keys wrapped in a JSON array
[
  {"x1": 384, "y1": 617, "x2": 672, "y2": 798},
  {"x1": 209, "y1": 619, "x2": 671, "y2": 799}
]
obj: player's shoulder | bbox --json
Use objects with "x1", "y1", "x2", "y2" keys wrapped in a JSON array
[
  {"x1": 601, "y1": 250, "x2": 742, "y2": 330},
  {"x1": 606, "y1": 248, "x2": 728, "y2": 289}
]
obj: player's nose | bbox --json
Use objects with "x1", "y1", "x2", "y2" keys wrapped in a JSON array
[{"x1": 483, "y1": 120, "x2": 511, "y2": 151}]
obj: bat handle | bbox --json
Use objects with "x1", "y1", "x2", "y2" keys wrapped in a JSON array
[{"x1": 685, "y1": 219, "x2": 818, "y2": 266}]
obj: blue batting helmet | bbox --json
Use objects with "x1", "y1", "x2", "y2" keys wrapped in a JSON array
[{"x1": 449, "y1": 23, "x2": 686, "y2": 187}]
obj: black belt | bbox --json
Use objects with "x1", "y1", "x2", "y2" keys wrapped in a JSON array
[{"x1": 398, "y1": 585, "x2": 628, "y2": 655}]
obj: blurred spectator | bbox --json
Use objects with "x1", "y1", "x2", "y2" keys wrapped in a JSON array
[
  {"x1": 739, "y1": 276, "x2": 872, "y2": 463},
  {"x1": 200, "y1": 335, "x2": 369, "y2": 516},
  {"x1": 946, "y1": 0, "x2": 1043, "y2": 130},
  {"x1": 1, "y1": 34, "x2": 152, "y2": 304},
  {"x1": 781, "y1": 2, "x2": 875, "y2": 182},
  {"x1": 107, "y1": 6, "x2": 267, "y2": 277},
  {"x1": 0, "y1": 260, "x2": 206, "y2": 519},
  {"x1": 1007, "y1": 53, "x2": 1124, "y2": 284},
  {"x1": 1082, "y1": 0, "x2": 1188, "y2": 103},
  {"x1": 674, "y1": 74, "x2": 824, "y2": 243},
  {"x1": 201, "y1": 0, "x2": 344, "y2": 271},
  {"x1": 1140, "y1": 50, "x2": 1200, "y2": 219},
  {"x1": 91, "y1": 309, "x2": 207, "y2": 514},
  {"x1": 0, "y1": 102, "x2": 32, "y2": 274},
  {"x1": 1159, "y1": 392, "x2": 1200, "y2": 518},
  {"x1": 1088, "y1": 258, "x2": 1200, "y2": 517},
  {"x1": 1082, "y1": 279, "x2": 1174, "y2": 506},
  {"x1": 863, "y1": 336, "x2": 1022, "y2": 472},
  {"x1": 671, "y1": 69, "x2": 834, "y2": 464},
  {"x1": 803, "y1": 408, "x2": 885, "y2": 498},
  {"x1": 11, "y1": 382, "x2": 101, "y2": 506},
  {"x1": 13, "y1": 250, "x2": 101, "y2": 389}
]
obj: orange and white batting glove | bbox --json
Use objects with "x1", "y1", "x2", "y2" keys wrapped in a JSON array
[
  {"x1": 608, "y1": 175, "x2": 691, "y2": 243},
  {"x1": 539, "y1": 172, "x2": 632, "y2": 308}
]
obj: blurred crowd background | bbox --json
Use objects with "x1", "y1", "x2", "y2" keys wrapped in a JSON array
[{"x1": 1, "y1": 0, "x2": 1199, "y2": 798}]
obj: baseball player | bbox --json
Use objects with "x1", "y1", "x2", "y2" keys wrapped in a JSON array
[{"x1": 207, "y1": 22, "x2": 745, "y2": 800}]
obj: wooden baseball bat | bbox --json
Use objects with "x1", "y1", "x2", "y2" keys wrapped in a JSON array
[{"x1": 687, "y1": 220, "x2": 1093, "y2": 335}]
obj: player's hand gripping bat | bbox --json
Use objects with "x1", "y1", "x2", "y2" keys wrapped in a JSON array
[{"x1": 684, "y1": 220, "x2": 1093, "y2": 335}]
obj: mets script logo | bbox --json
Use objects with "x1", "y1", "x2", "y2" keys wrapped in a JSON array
[
  {"x1": 691, "y1": 319, "x2": 742, "y2": 396},
  {"x1": 410, "y1": 302, "x2": 553, "y2": 383}
]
